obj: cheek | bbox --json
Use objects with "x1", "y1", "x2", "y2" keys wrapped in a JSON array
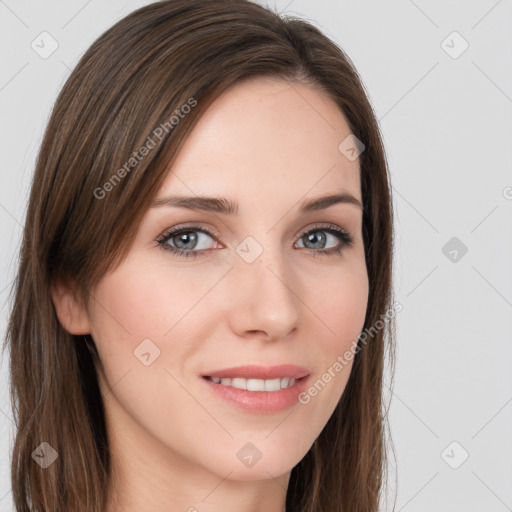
[
  {"x1": 87, "y1": 259, "x2": 222, "y2": 394},
  {"x1": 298, "y1": 262, "x2": 368, "y2": 418},
  {"x1": 334, "y1": 276, "x2": 368, "y2": 345},
  {"x1": 89, "y1": 261, "x2": 203, "y2": 345},
  {"x1": 309, "y1": 259, "x2": 369, "y2": 352},
  {"x1": 86, "y1": 266, "x2": 167, "y2": 386}
]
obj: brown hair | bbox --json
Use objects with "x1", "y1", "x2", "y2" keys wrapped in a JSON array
[{"x1": 3, "y1": 1, "x2": 397, "y2": 510}]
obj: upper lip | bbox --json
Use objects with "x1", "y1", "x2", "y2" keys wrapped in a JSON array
[{"x1": 201, "y1": 364, "x2": 310, "y2": 380}]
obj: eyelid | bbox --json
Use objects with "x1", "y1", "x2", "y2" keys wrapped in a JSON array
[
  {"x1": 157, "y1": 221, "x2": 353, "y2": 249},
  {"x1": 157, "y1": 222, "x2": 226, "y2": 246},
  {"x1": 292, "y1": 222, "x2": 350, "y2": 242}
]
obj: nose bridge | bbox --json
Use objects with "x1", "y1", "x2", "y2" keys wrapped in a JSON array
[{"x1": 228, "y1": 232, "x2": 300, "y2": 338}]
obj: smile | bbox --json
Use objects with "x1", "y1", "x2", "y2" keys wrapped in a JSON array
[{"x1": 204, "y1": 376, "x2": 296, "y2": 391}]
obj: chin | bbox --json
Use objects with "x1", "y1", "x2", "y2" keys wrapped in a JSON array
[{"x1": 222, "y1": 460, "x2": 295, "y2": 482}]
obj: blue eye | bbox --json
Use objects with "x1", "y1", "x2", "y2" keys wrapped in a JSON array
[
  {"x1": 296, "y1": 225, "x2": 354, "y2": 256},
  {"x1": 156, "y1": 225, "x2": 219, "y2": 259},
  {"x1": 156, "y1": 223, "x2": 354, "y2": 259}
]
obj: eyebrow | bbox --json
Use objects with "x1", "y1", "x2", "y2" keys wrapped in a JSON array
[{"x1": 150, "y1": 192, "x2": 364, "y2": 215}]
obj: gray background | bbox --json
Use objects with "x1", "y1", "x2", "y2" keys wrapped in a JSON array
[{"x1": 1, "y1": 0, "x2": 511, "y2": 510}]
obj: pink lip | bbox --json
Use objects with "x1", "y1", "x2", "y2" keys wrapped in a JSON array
[
  {"x1": 200, "y1": 365, "x2": 311, "y2": 414},
  {"x1": 201, "y1": 364, "x2": 310, "y2": 380}
]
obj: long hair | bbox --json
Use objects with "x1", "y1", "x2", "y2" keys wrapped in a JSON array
[{"x1": 3, "y1": 1, "x2": 397, "y2": 510}]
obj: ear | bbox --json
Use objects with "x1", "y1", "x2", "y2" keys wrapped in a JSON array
[{"x1": 50, "y1": 278, "x2": 91, "y2": 335}]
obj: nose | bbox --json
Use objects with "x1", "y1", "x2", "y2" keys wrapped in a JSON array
[{"x1": 226, "y1": 245, "x2": 301, "y2": 342}]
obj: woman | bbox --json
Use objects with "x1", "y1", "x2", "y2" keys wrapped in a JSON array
[{"x1": 3, "y1": 1, "x2": 397, "y2": 511}]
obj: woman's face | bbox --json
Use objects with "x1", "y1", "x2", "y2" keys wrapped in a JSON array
[{"x1": 84, "y1": 77, "x2": 368, "y2": 486}]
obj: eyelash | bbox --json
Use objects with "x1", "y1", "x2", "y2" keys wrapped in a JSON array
[{"x1": 156, "y1": 222, "x2": 354, "y2": 260}]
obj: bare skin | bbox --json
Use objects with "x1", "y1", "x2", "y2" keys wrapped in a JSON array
[{"x1": 51, "y1": 76, "x2": 369, "y2": 512}]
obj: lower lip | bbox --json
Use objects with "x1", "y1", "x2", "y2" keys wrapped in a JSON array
[{"x1": 201, "y1": 376, "x2": 310, "y2": 414}]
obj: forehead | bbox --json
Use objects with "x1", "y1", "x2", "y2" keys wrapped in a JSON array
[{"x1": 158, "y1": 77, "x2": 361, "y2": 209}]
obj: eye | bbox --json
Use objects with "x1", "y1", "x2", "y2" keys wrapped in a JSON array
[
  {"x1": 156, "y1": 224, "x2": 221, "y2": 259},
  {"x1": 295, "y1": 223, "x2": 354, "y2": 257},
  {"x1": 156, "y1": 222, "x2": 354, "y2": 259}
]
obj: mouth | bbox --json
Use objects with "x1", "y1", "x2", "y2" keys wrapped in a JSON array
[
  {"x1": 200, "y1": 364, "x2": 311, "y2": 414},
  {"x1": 202, "y1": 375, "x2": 304, "y2": 391},
  {"x1": 201, "y1": 364, "x2": 310, "y2": 381}
]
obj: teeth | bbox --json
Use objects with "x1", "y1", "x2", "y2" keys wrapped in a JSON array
[
  {"x1": 207, "y1": 376, "x2": 296, "y2": 391},
  {"x1": 232, "y1": 377, "x2": 247, "y2": 389}
]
